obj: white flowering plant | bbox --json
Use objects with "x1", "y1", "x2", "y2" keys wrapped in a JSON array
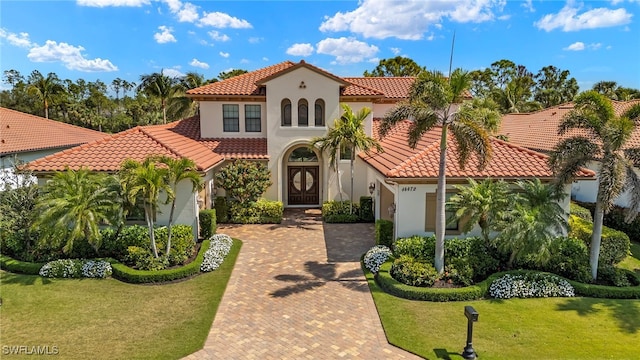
[
  {"x1": 200, "y1": 234, "x2": 233, "y2": 272},
  {"x1": 39, "y1": 259, "x2": 112, "y2": 279},
  {"x1": 364, "y1": 245, "x2": 393, "y2": 273},
  {"x1": 489, "y1": 272, "x2": 575, "y2": 299}
]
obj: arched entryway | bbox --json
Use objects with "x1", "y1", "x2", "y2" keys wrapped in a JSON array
[{"x1": 284, "y1": 146, "x2": 321, "y2": 206}]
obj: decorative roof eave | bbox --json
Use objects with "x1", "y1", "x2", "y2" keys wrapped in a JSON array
[
  {"x1": 339, "y1": 95, "x2": 385, "y2": 102},
  {"x1": 255, "y1": 60, "x2": 351, "y2": 87},
  {"x1": 186, "y1": 95, "x2": 267, "y2": 102},
  {"x1": 1, "y1": 143, "x2": 86, "y2": 157},
  {"x1": 383, "y1": 176, "x2": 573, "y2": 185}
]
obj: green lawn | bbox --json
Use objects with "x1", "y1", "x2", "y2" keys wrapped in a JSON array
[
  {"x1": 367, "y1": 271, "x2": 640, "y2": 360},
  {"x1": 0, "y1": 240, "x2": 241, "y2": 360}
]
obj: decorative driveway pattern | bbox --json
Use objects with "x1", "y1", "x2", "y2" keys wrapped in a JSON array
[{"x1": 184, "y1": 209, "x2": 420, "y2": 359}]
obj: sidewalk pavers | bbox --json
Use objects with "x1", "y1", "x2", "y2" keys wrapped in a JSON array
[{"x1": 184, "y1": 209, "x2": 419, "y2": 359}]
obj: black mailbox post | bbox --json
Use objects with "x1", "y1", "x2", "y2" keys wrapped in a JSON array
[{"x1": 462, "y1": 306, "x2": 479, "y2": 359}]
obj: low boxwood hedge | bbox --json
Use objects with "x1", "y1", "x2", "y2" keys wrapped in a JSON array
[
  {"x1": 111, "y1": 239, "x2": 211, "y2": 284},
  {"x1": 373, "y1": 261, "x2": 640, "y2": 301},
  {"x1": 0, "y1": 254, "x2": 45, "y2": 275}
]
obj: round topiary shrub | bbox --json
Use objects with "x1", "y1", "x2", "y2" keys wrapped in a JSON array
[{"x1": 390, "y1": 255, "x2": 438, "y2": 287}]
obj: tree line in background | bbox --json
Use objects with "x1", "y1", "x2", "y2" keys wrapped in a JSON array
[
  {"x1": 1, "y1": 57, "x2": 638, "y2": 134},
  {"x1": 0, "y1": 68, "x2": 248, "y2": 133}
]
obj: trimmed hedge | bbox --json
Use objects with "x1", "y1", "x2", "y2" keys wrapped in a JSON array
[
  {"x1": 574, "y1": 201, "x2": 640, "y2": 243},
  {"x1": 359, "y1": 196, "x2": 374, "y2": 222},
  {"x1": 322, "y1": 200, "x2": 360, "y2": 223},
  {"x1": 199, "y1": 209, "x2": 217, "y2": 239},
  {"x1": 570, "y1": 202, "x2": 593, "y2": 223},
  {"x1": 0, "y1": 254, "x2": 45, "y2": 275},
  {"x1": 111, "y1": 239, "x2": 211, "y2": 284},
  {"x1": 214, "y1": 196, "x2": 229, "y2": 223},
  {"x1": 569, "y1": 215, "x2": 630, "y2": 265},
  {"x1": 374, "y1": 260, "x2": 640, "y2": 301},
  {"x1": 229, "y1": 199, "x2": 283, "y2": 224},
  {"x1": 375, "y1": 261, "x2": 494, "y2": 301},
  {"x1": 375, "y1": 219, "x2": 394, "y2": 247}
]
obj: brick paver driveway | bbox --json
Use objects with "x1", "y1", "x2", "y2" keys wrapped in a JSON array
[{"x1": 184, "y1": 209, "x2": 419, "y2": 359}]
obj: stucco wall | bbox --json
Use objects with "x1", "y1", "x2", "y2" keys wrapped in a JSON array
[
  {"x1": 571, "y1": 160, "x2": 638, "y2": 208},
  {"x1": 199, "y1": 101, "x2": 267, "y2": 138}
]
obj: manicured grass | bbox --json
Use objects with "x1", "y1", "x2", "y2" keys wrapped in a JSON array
[
  {"x1": 619, "y1": 241, "x2": 640, "y2": 275},
  {"x1": 366, "y1": 271, "x2": 640, "y2": 360},
  {"x1": 0, "y1": 239, "x2": 241, "y2": 360}
]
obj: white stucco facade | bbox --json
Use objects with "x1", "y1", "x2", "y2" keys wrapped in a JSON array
[{"x1": 571, "y1": 160, "x2": 640, "y2": 208}]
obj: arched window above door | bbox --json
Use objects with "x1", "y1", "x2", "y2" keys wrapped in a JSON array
[
  {"x1": 298, "y1": 99, "x2": 308, "y2": 127},
  {"x1": 288, "y1": 147, "x2": 318, "y2": 162}
]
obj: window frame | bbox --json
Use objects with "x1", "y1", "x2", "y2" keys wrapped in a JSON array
[
  {"x1": 222, "y1": 104, "x2": 240, "y2": 132},
  {"x1": 298, "y1": 99, "x2": 308, "y2": 127},
  {"x1": 244, "y1": 104, "x2": 261, "y2": 132},
  {"x1": 281, "y1": 99, "x2": 292, "y2": 127}
]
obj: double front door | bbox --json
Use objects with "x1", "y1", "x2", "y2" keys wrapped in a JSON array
[{"x1": 288, "y1": 166, "x2": 319, "y2": 205}]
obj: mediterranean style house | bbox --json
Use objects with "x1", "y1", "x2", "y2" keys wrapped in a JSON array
[
  {"x1": 499, "y1": 100, "x2": 640, "y2": 209},
  {"x1": 26, "y1": 60, "x2": 595, "y2": 239}
]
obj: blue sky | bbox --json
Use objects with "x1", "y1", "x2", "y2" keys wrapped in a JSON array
[{"x1": 1, "y1": 0, "x2": 639, "y2": 91}]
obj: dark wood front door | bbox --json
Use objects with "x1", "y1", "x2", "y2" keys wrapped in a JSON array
[{"x1": 288, "y1": 166, "x2": 319, "y2": 205}]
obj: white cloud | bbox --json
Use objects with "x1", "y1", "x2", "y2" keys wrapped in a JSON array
[
  {"x1": 316, "y1": 37, "x2": 379, "y2": 64},
  {"x1": 0, "y1": 29, "x2": 33, "y2": 48},
  {"x1": 27, "y1": 40, "x2": 118, "y2": 72},
  {"x1": 163, "y1": 0, "x2": 181, "y2": 13},
  {"x1": 240, "y1": 59, "x2": 250, "y2": 64},
  {"x1": 162, "y1": 68, "x2": 185, "y2": 78},
  {"x1": 177, "y1": 2, "x2": 199, "y2": 22},
  {"x1": 154, "y1": 26, "x2": 176, "y2": 44},
  {"x1": 390, "y1": 47, "x2": 401, "y2": 55},
  {"x1": 535, "y1": 1, "x2": 633, "y2": 32},
  {"x1": 564, "y1": 41, "x2": 603, "y2": 51},
  {"x1": 522, "y1": 0, "x2": 535, "y2": 12},
  {"x1": 249, "y1": 37, "x2": 263, "y2": 44},
  {"x1": 320, "y1": 0, "x2": 507, "y2": 40},
  {"x1": 286, "y1": 43, "x2": 314, "y2": 57},
  {"x1": 77, "y1": 0, "x2": 149, "y2": 7},
  {"x1": 219, "y1": 51, "x2": 230, "y2": 58},
  {"x1": 208, "y1": 30, "x2": 230, "y2": 42},
  {"x1": 199, "y1": 12, "x2": 252, "y2": 28},
  {"x1": 564, "y1": 41, "x2": 585, "y2": 50},
  {"x1": 262, "y1": 57, "x2": 269, "y2": 61},
  {"x1": 189, "y1": 58, "x2": 209, "y2": 69}
]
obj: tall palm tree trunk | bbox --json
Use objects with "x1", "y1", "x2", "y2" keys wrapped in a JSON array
[
  {"x1": 166, "y1": 199, "x2": 177, "y2": 256},
  {"x1": 434, "y1": 125, "x2": 448, "y2": 273},
  {"x1": 350, "y1": 147, "x2": 355, "y2": 214},
  {"x1": 162, "y1": 99, "x2": 167, "y2": 124},
  {"x1": 590, "y1": 200, "x2": 605, "y2": 280},
  {"x1": 145, "y1": 203, "x2": 159, "y2": 258},
  {"x1": 336, "y1": 162, "x2": 344, "y2": 201},
  {"x1": 44, "y1": 99, "x2": 49, "y2": 119}
]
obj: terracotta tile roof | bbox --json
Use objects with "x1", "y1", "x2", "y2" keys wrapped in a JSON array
[
  {"x1": 1, "y1": 107, "x2": 107, "y2": 156},
  {"x1": 499, "y1": 100, "x2": 640, "y2": 153},
  {"x1": 255, "y1": 60, "x2": 350, "y2": 87},
  {"x1": 26, "y1": 116, "x2": 268, "y2": 172},
  {"x1": 361, "y1": 119, "x2": 595, "y2": 180},
  {"x1": 187, "y1": 61, "x2": 296, "y2": 96},
  {"x1": 344, "y1": 77, "x2": 415, "y2": 99}
]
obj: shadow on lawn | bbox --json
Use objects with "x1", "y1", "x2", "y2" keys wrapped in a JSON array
[
  {"x1": 0, "y1": 272, "x2": 52, "y2": 286},
  {"x1": 270, "y1": 261, "x2": 369, "y2": 297},
  {"x1": 433, "y1": 348, "x2": 465, "y2": 359},
  {"x1": 556, "y1": 297, "x2": 640, "y2": 334}
]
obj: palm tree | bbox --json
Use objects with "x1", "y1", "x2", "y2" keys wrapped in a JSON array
[
  {"x1": 27, "y1": 70, "x2": 65, "y2": 119},
  {"x1": 156, "y1": 156, "x2": 202, "y2": 256},
  {"x1": 380, "y1": 69, "x2": 501, "y2": 273},
  {"x1": 120, "y1": 157, "x2": 173, "y2": 258},
  {"x1": 168, "y1": 72, "x2": 206, "y2": 119},
  {"x1": 33, "y1": 169, "x2": 120, "y2": 255},
  {"x1": 496, "y1": 179, "x2": 568, "y2": 268},
  {"x1": 138, "y1": 71, "x2": 178, "y2": 124},
  {"x1": 311, "y1": 104, "x2": 383, "y2": 213},
  {"x1": 549, "y1": 91, "x2": 640, "y2": 280},
  {"x1": 447, "y1": 178, "x2": 511, "y2": 243}
]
